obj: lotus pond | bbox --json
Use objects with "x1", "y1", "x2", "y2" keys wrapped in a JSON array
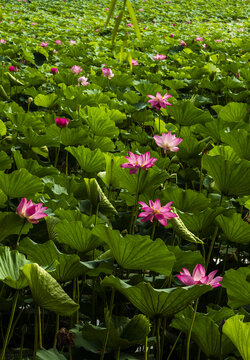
[{"x1": 0, "y1": 0, "x2": 249, "y2": 359}]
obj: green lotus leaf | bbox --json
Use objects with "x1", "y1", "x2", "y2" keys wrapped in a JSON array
[
  {"x1": 36, "y1": 348, "x2": 67, "y2": 360},
  {"x1": 208, "y1": 145, "x2": 240, "y2": 162},
  {"x1": 92, "y1": 226, "x2": 175, "y2": 275},
  {"x1": 98, "y1": 154, "x2": 124, "y2": 189},
  {"x1": 222, "y1": 267, "x2": 250, "y2": 308},
  {"x1": 0, "y1": 247, "x2": 30, "y2": 289},
  {"x1": 222, "y1": 315, "x2": 250, "y2": 360},
  {"x1": 60, "y1": 127, "x2": 88, "y2": 146},
  {"x1": 195, "y1": 118, "x2": 227, "y2": 143},
  {"x1": 0, "y1": 169, "x2": 44, "y2": 198},
  {"x1": 167, "y1": 100, "x2": 212, "y2": 125},
  {"x1": 34, "y1": 93, "x2": 58, "y2": 108},
  {"x1": 0, "y1": 151, "x2": 12, "y2": 171},
  {"x1": 168, "y1": 246, "x2": 204, "y2": 272},
  {"x1": 218, "y1": 102, "x2": 248, "y2": 123},
  {"x1": 66, "y1": 146, "x2": 105, "y2": 173},
  {"x1": 54, "y1": 220, "x2": 102, "y2": 253},
  {"x1": 221, "y1": 129, "x2": 250, "y2": 160},
  {"x1": 177, "y1": 136, "x2": 204, "y2": 160},
  {"x1": 0, "y1": 120, "x2": 7, "y2": 136},
  {"x1": 22, "y1": 263, "x2": 79, "y2": 316},
  {"x1": 203, "y1": 155, "x2": 250, "y2": 196},
  {"x1": 84, "y1": 106, "x2": 119, "y2": 138},
  {"x1": 102, "y1": 276, "x2": 211, "y2": 317},
  {"x1": 216, "y1": 213, "x2": 250, "y2": 245},
  {"x1": 18, "y1": 128, "x2": 59, "y2": 147},
  {"x1": 0, "y1": 212, "x2": 33, "y2": 242}
]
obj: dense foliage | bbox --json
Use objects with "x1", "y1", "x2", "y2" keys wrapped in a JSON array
[{"x1": 0, "y1": 0, "x2": 249, "y2": 359}]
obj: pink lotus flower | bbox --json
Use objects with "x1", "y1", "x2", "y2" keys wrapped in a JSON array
[
  {"x1": 187, "y1": 21, "x2": 191, "y2": 24},
  {"x1": 147, "y1": 92, "x2": 172, "y2": 110},
  {"x1": 202, "y1": 43, "x2": 208, "y2": 49},
  {"x1": 138, "y1": 199, "x2": 177, "y2": 226},
  {"x1": 69, "y1": 39, "x2": 76, "y2": 45},
  {"x1": 16, "y1": 198, "x2": 48, "y2": 224},
  {"x1": 154, "y1": 132, "x2": 183, "y2": 153},
  {"x1": 40, "y1": 42, "x2": 47, "y2": 47},
  {"x1": 102, "y1": 67, "x2": 114, "y2": 79},
  {"x1": 53, "y1": 49, "x2": 58, "y2": 54},
  {"x1": 180, "y1": 40, "x2": 187, "y2": 46},
  {"x1": 55, "y1": 40, "x2": 61, "y2": 45},
  {"x1": 0, "y1": 39, "x2": 6, "y2": 44},
  {"x1": 51, "y1": 67, "x2": 58, "y2": 74},
  {"x1": 9, "y1": 66, "x2": 18, "y2": 72},
  {"x1": 173, "y1": 23, "x2": 176, "y2": 26},
  {"x1": 153, "y1": 54, "x2": 166, "y2": 60},
  {"x1": 127, "y1": 23, "x2": 133, "y2": 27},
  {"x1": 131, "y1": 59, "x2": 139, "y2": 66},
  {"x1": 56, "y1": 118, "x2": 69, "y2": 128},
  {"x1": 195, "y1": 37, "x2": 203, "y2": 42},
  {"x1": 215, "y1": 39, "x2": 222, "y2": 42},
  {"x1": 121, "y1": 152, "x2": 157, "y2": 174},
  {"x1": 78, "y1": 76, "x2": 89, "y2": 86},
  {"x1": 138, "y1": 8, "x2": 143, "y2": 11},
  {"x1": 176, "y1": 264, "x2": 223, "y2": 288},
  {"x1": 95, "y1": 29, "x2": 100, "y2": 32},
  {"x1": 71, "y1": 65, "x2": 83, "y2": 74},
  {"x1": 105, "y1": 7, "x2": 109, "y2": 10},
  {"x1": 31, "y1": 22, "x2": 37, "y2": 25},
  {"x1": 170, "y1": 34, "x2": 174, "y2": 37}
]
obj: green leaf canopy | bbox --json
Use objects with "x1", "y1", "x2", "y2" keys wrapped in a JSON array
[{"x1": 222, "y1": 267, "x2": 250, "y2": 308}]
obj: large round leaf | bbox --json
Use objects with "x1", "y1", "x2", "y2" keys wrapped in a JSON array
[
  {"x1": 167, "y1": 100, "x2": 212, "y2": 126},
  {"x1": 92, "y1": 227, "x2": 175, "y2": 275},
  {"x1": 222, "y1": 267, "x2": 250, "y2": 308},
  {"x1": 0, "y1": 212, "x2": 32, "y2": 243},
  {"x1": 221, "y1": 129, "x2": 250, "y2": 160},
  {"x1": 216, "y1": 213, "x2": 250, "y2": 245},
  {"x1": 102, "y1": 276, "x2": 211, "y2": 317},
  {"x1": 22, "y1": 263, "x2": 79, "y2": 316},
  {"x1": 0, "y1": 169, "x2": 44, "y2": 198},
  {"x1": 66, "y1": 146, "x2": 105, "y2": 173},
  {"x1": 218, "y1": 102, "x2": 248, "y2": 123}
]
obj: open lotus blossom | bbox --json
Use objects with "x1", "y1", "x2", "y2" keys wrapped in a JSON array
[
  {"x1": 177, "y1": 264, "x2": 223, "y2": 288},
  {"x1": 0, "y1": 39, "x2": 6, "y2": 44},
  {"x1": 202, "y1": 43, "x2": 208, "y2": 49},
  {"x1": 153, "y1": 54, "x2": 166, "y2": 60},
  {"x1": 170, "y1": 34, "x2": 174, "y2": 37},
  {"x1": 71, "y1": 65, "x2": 83, "y2": 74},
  {"x1": 215, "y1": 39, "x2": 222, "y2": 42},
  {"x1": 78, "y1": 76, "x2": 89, "y2": 86},
  {"x1": 9, "y1": 66, "x2": 18, "y2": 72},
  {"x1": 55, "y1": 40, "x2": 61, "y2": 45},
  {"x1": 154, "y1": 132, "x2": 183, "y2": 153},
  {"x1": 180, "y1": 40, "x2": 187, "y2": 46},
  {"x1": 16, "y1": 198, "x2": 48, "y2": 224},
  {"x1": 56, "y1": 117, "x2": 69, "y2": 128},
  {"x1": 69, "y1": 39, "x2": 76, "y2": 45},
  {"x1": 121, "y1": 152, "x2": 157, "y2": 174},
  {"x1": 50, "y1": 67, "x2": 58, "y2": 74},
  {"x1": 131, "y1": 59, "x2": 139, "y2": 66},
  {"x1": 31, "y1": 22, "x2": 37, "y2": 25},
  {"x1": 40, "y1": 42, "x2": 47, "y2": 47},
  {"x1": 138, "y1": 199, "x2": 178, "y2": 226},
  {"x1": 195, "y1": 37, "x2": 203, "y2": 41},
  {"x1": 127, "y1": 23, "x2": 133, "y2": 27},
  {"x1": 147, "y1": 92, "x2": 172, "y2": 110},
  {"x1": 102, "y1": 67, "x2": 114, "y2": 79}
]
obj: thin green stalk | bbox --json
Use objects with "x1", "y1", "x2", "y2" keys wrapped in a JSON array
[
  {"x1": 160, "y1": 318, "x2": 167, "y2": 357},
  {"x1": 53, "y1": 314, "x2": 60, "y2": 348},
  {"x1": 0, "y1": 290, "x2": 19, "y2": 360},
  {"x1": 16, "y1": 221, "x2": 25, "y2": 247},
  {"x1": 206, "y1": 226, "x2": 219, "y2": 270},
  {"x1": 100, "y1": 288, "x2": 115, "y2": 360},
  {"x1": 186, "y1": 299, "x2": 199, "y2": 360},
  {"x1": 151, "y1": 221, "x2": 157, "y2": 240},
  {"x1": 197, "y1": 347, "x2": 201, "y2": 360},
  {"x1": 7, "y1": 308, "x2": 23, "y2": 346},
  {"x1": 199, "y1": 155, "x2": 203, "y2": 193},
  {"x1": 156, "y1": 317, "x2": 162, "y2": 360},
  {"x1": 65, "y1": 151, "x2": 69, "y2": 176},
  {"x1": 33, "y1": 308, "x2": 38, "y2": 360},
  {"x1": 18, "y1": 327, "x2": 25, "y2": 360},
  {"x1": 68, "y1": 345, "x2": 72, "y2": 360},
  {"x1": 116, "y1": 347, "x2": 120, "y2": 360},
  {"x1": 54, "y1": 129, "x2": 62, "y2": 168},
  {"x1": 129, "y1": 169, "x2": 141, "y2": 234},
  {"x1": 76, "y1": 277, "x2": 80, "y2": 324},
  {"x1": 166, "y1": 331, "x2": 182, "y2": 360},
  {"x1": 144, "y1": 335, "x2": 148, "y2": 360},
  {"x1": 37, "y1": 306, "x2": 42, "y2": 349}
]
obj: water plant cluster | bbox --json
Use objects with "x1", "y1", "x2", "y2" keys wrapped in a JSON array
[{"x1": 0, "y1": 0, "x2": 249, "y2": 359}]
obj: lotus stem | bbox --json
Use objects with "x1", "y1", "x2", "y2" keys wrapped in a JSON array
[
  {"x1": 161, "y1": 317, "x2": 167, "y2": 356},
  {"x1": 33, "y1": 306, "x2": 38, "y2": 360},
  {"x1": 37, "y1": 306, "x2": 42, "y2": 349},
  {"x1": 116, "y1": 347, "x2": 120, "y2": 360},
  {"x1": 186, "y1": 299, "x2": 199, "y2": 360},
  {"x1": 54, "y1": 129, "x2": 62, "y2": 168},
  {"x1": 156, "y1": 317, "x2": 162, "y2": 360},
  {"x1": 53, "y1": 314, "x2": 60, "y2": 348},
  {"x1": 144, "y1": 335, "x2": 148, "y2": 360},
  {"x1": 16, "y1": 221, "x2": 25, "y2": 247},
  {"x1": 166, "y1": 331, "x2": 182, "y2": 360},
  {"x1": 100, "y1": 288, "x2": 115, "y2": 360},
  {"x1": 129, "y1": 168, "x2": 141, "y2": 234},
  {"x1": 0, "y1": 290, "x2": 19, "y2": 360},
  {"x1": 206, "y1": 226, "x2": 219, "y2": 270},
  {"x1": 151, "y1": 221, "x2": 157, "y2": 240}
]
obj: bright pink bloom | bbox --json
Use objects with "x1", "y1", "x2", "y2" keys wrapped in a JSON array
[
  {"x1": 153, "y1": 54, "x2": 166, "y2": 60},
  {"x1": 69, "y1": 39, "x2": 76, "y2": 45},
  {"x1": 147, "y1": 92, "x2": 172, "y2": 110},
  {"x1": 138, "y1": 199, "x2": 177, "y2": 226},
  {"x1": 9, "y1": 66, "x2": 18, "y2": 72},
  {"x1": 173, "y1": 23, "x2": 176, "y2": 26},
  {"x1": 177, "y1": 264, "x2": 223, "y2": 288},
  {"x1": 170, "y1": 34, "x2": 174, "y2": 37},
  {"x1": 40, "y1": 42, "x2": 47, "y2": 47},
  {"x1": 131, "y1": 59, "x2": 139, "y2": 66},
  {"x1": 71, "y1": 65, "x2": 83, "y2": 74},
  {"x1": 102, "y1": 67, "x2": 114, "y2": 79},
  {"x1": 127, "y1": 23, "x2": 133, "y2": 27},
  {"x1": 195, "y1": 37, "x2": 203, "y2": 42},
  {"x1": 187, "y1": 21, "x2": 191, "y2": 24},
  {"x1": 154, "y1": 132, "x2": 183, "y2": 153},
  {"x1": 56, "y1": 118, "x2": 69, "y2": 128},
  {"x1": 180, "y1": 40, "x2": 187, "y2": 46},
  {"x1": 0, "y1": 39, "x2": 6, "y2": 44},
  {"x1": 51, "y1": 67, "x2": 58, "y2": 74},
  {"x1": 105, "y1": 7, "x2": 109, "y2": 10},
  {"x1": 138, "y1": 8, "x2": 143, "y2": 11},
  {"x1": 121, "y1": 152, "x2": 157, "y2": 174},
  {"x1": 95, "y1": 29, "x2": 100, "y2": 32},
  {"x1": 78, "y1": 76, "x2": 89, "y2": 86},
  {"x1": 55, "y1": 40, "x2": 61, "y2": 45},
  {"x1": 215, "y1": 39, "x2": 222, "y2": 42},
  {"x1": 16, "y1": 198, "x2": 48, "y2": 224}
]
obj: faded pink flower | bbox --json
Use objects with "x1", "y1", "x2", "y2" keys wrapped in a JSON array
[
  {"x1": 78, "y1": 76, "x2": 89, "y2": 86},
  {"x1": 53, "y1": 49, "x2": 58, "y2": 54},
  {"x1": 102, "y1": 67, "x2": 114, "y2": 79},
  {"x1": 154, "y1": 132, "x2": 183, "y2": 153},
  {"x1": 10, "y1": 21, "x2": 15, "y2": 24},
  {"x1": 202, "y1": 43, "x2": 208, "y2": 49},
  {"x1": 180, "y1": 40, "x2": 187, "y2": 46},
  {"x1": 16, "y1": 198, "x2": 48, "y2": 224},
  {"x1": 51, "y1": 67, "x2": 58, "y2": 74},
  {"x1": 40, "y1": 42, "x2": 47, "y2": 47},
  {"x1": 131, "y1": 59, "x2": 139, "y2": 66},
  {"x1": 0, "y1": 39, "x2": 6, "y2": 44},
  {"x1": 127, "y1": 23, "x2": 133, "y2": 27},
  {"x1": 31, "y1": 22, "x2": 37, "y2": 25},
  {"x1": 215, "y1": 39, "x2": 222, "y2": 42},
  {"x1": 187, "y1": 21, "x2": 191, "y2": 24},
  {"x1": 71, "y1": 65, "x2": 83, "y2": 74},
  {"x1": 95, "y1": 29, "x2": 100, "y2": 32},
  {"x1": 121, "y1": 152, "x2": 157, "y2": 174},
  {"x1": 177, "y1": 264, "x2": 223, "y2": 288},
  {"x1": 55, "y1": 40, "x2": 61, "y2": 45},
  {"x1": 105, "y1": 7, "x2": 109, "y2": 10},
  {"x1": 138, "y1": 199, "x2": 177, "y2": 226},
  {"x1": 9, "y1": 66, "x2": 18, "y2": 72},
  {"x1": 69, "y1": 39, "x2": 76, "y2": 45},
  {"x1": 147, "y1": 92, "x2": 172, "y2": 110},
  {"x1": 153, "y1": 54, "x2": 166, "y2": 60},
  {"x1": 56, "y1": 118, "x2": 69, "y2": 128},
  {"x1": 195, "y1": 37, "x2": 203, "y2": 42},
  {"x1": 138, "y1": 8, "x2": 143, "y2": 11}
]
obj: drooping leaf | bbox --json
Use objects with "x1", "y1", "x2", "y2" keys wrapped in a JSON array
[
  {"x1": 102, "y1": 276, "x2": 211, "y2": 317},
  {"x1": 222, "y1": 267, "x2": 250, "y2": 308},
  {"x1": 216, "y1": 213, "x2": 250, "y2": 245},
  {"x1": 126, "y1": 0, "x2": 142, "y2": 41},
  {"x1": 22, "y1": 263, "x2": 79, "y2": 316},
  {"x1": 222, "y1": 315, "x2": 250, "y2": 360},
  {"x1": 92, "y1": 227, "x2": 175, "y2": 275}
]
